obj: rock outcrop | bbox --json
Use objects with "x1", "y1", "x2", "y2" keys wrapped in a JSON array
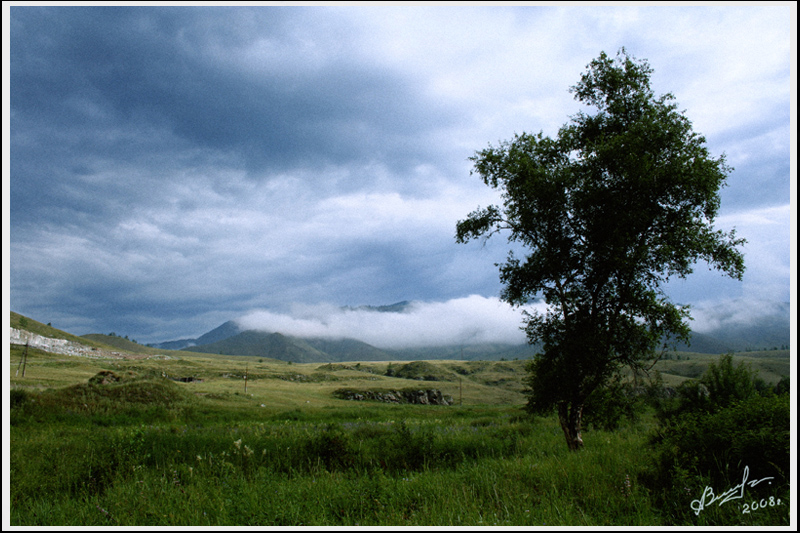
[
  {"x1": 333, "y1": 388, "x2": 453, "y2": 405},
  {"x1": 10, "y1": 328, "x2": 172, "y2": 360}
]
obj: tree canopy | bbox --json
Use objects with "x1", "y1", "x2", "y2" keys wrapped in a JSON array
[{"x1": 455, "y1": 49, "x2": 745, "y2": 450}]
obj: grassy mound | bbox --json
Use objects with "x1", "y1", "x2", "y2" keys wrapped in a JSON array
[
  {"x1": 388, "y1": 361, "x2": 456, "y2": 381},
  {"x1": 11, "y1": 372, "x2": 195, "y2": 426}
]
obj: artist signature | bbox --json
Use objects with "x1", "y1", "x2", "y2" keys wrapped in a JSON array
[{"x1": 690, "y1": 466, "x2": 775, "y2": 516}]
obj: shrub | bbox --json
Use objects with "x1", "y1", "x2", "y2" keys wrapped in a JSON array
[
  {"x1": 654, "y1": 353, "x2": 761, "y2": 424},
  {"x1": 774, "y1": 376, "x2": 789, "y2": 396},
  {"x1": 644, "y1": 354, "x2": 790, "y2": 522},
  {"x1": 654, "y1": 379, "x2": 709, "y2": 425},
  {"x1": 582, "y1": 374, "x2": 644, "y2": 431},
  {"x1": 11, "y1": 388, "x2": 28, "y2": 409},
  {"x1": 648, "y1": 394, "x2": 790, "y2": 491},
  {"x1": 303, "y1": 425, "x2": 358, "y2": 471},
  {"x1": 700, "y1": 353, "x2": 756, "y2": 409},
  {"x1": 391, "y1": 361, "x2": 452, "y2": 382}
]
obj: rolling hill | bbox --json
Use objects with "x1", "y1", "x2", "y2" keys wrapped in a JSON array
[
  {"x1": 9, "y1": 310, "x2": 790, "y2": 390},
  {"x1": 159, "y1": 299, "x2": 790, "y2": 363},
  {"x1": 185, "y1": 331, "x2": 337, "y2": 363},
  {"x1": 12, "y1": 295, "x2": 790, "y2": 365}
]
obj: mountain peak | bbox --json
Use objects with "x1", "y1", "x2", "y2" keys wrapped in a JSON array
[{"x1": 344, "y1": 301, "x2": 412, "y2": 313}]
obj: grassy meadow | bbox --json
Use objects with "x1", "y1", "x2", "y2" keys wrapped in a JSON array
[{"x1": 7, "y1": 320, "x2": 791, "y2": 526}]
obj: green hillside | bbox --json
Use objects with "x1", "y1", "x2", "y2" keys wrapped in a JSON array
[
  {"x1": 187, "y1": 331, "x2": 336, "y2": 363},
  {"x1": 81, "y1": 334, "x2": 156, "y2": 354},
  {"x1": 11, "y1": 312, "x2": 111, "y2": 350},
  {"x1": 389, "y1": 342, "x2": 539, "y2": 361},
  {"x1": 650, "y1": 350, "x2": 790, "y2": 387},
  {"x1": 304, "y1": 337, "x2": 395, "y2": 361},
  {"x1": 11, "y1": 312, "x2": 218, "y2": 360},
  {"x1": 10, "y1": 311, "x2": 790, "y2": 386}
]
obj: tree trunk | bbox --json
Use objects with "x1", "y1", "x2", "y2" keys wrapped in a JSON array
[{"x1": 557, "y1": 400, "x2": 584, "y2": 451}]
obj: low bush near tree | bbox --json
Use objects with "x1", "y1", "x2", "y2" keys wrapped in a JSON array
[{"x1": 643, "y1": 354, "x2": 790, "y2": 524}]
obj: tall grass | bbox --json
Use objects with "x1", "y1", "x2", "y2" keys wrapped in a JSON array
[{"x1": 10, "y1": 378, "x2": 789, "y2": 526}]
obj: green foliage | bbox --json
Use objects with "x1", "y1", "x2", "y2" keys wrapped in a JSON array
[
  {"x1": 11, "y1": 375, "x2": 790, "y2": 526},
  {"x1": 700, "y1": 353, "x2": 756, "y2": 408},
  {"x1": 391, "y1": 361, "x2": 455, "y2": 382},
  {"x1": 11, "y1": 388, "x2": 29, "y2": 409},
  {"x1": 646, "y1": 394, "x2": 789, "y2": 522},
  {"x1": 582, "y1": 374, "x2": 644, "y2": 431},
  {"x1": 7, "y1": 317, "x2": 788, "y2": 526},
  {"x1": 303, "y1": 425, "x2": 358, "y2": 471},
  {"x1": 644, "y1": 354, "x2": 790, "y2": 523},
  {"x1": 654, "y1": 353, "x2": 763, "y2": 424},
  {"x1": 10, "y1": 374, "x2": 193, "y2": 427},
  {"x1": 456, "y1": 49, "x2": 745, "y2": 450},
  {"x1": 774, "y1": 375, "x2": 789, "y2": 395}
]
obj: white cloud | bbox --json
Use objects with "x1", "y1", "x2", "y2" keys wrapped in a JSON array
[
  {"x1": 236, "y1": 295, "x2": 543, "y2": 349},
  {"x1": 716, "y1": 204, "x2": 791, "y2": 302},
  {"x1": 689, "y1": 298, "x2": 789, "y2": 334}
]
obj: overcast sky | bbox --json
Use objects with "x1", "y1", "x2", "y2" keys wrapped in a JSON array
[{"x1": 4, "y1": 4, "x2": 794, "y2": 346}]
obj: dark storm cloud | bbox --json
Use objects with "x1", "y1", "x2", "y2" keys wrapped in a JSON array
[{"x1": 11, "y1": 6, "x2": 450, "y2": 177}]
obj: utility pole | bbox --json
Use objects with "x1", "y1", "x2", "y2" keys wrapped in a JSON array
[
  {"x1": 16, "y1": 342, "x2": 29, "y2": 377},
  {"x1": 459, "y1": 346, "x2": 463, "y2": 405}
]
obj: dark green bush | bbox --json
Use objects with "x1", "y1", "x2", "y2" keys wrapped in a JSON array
[
  {"x1": 654, "y1": 353, "x2": 762, "y2": 424},
  {"x1": 391, "y1": 361, "x2": 452, "y2": 382},
  {"x1": 303, "y1": 425, "x2": 358, "y2": 471},
  {"x1": 644, "y1": 354, "x2": 790, "y2": 522},
  {"x1": 648, "y1": 394, "x2": 789, "y2": 490},
  {"x1": 700, "y1": 353, "x2": 756, "y2": 409},
  {"x1": 10, "y1": 388, "x2": 28, "y2": 409},
  {"x1": 774, "y1": 375, "x2": 789, "y2": 395},
  {"x1": 378, "y1": 422, "x2": 433, "y2": 471},
  {"x1": 654, "y1": 379, "x2": 709, "y2": 424},
  {"x1": 583, "y1": 374, "x2": 644, "y2": 431}
]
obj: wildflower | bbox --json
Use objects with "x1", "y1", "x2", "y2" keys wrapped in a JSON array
[
  {"x1": 234, "y1": 439, "x2": 242, "y2": 449},
  {"x1": 622, "y1": 474, "x2": 632, "y2": 498},
  {"x1": 244, "y1": 445, "x2": 254, "y2": 457}
]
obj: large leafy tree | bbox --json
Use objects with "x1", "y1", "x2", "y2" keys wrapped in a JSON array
[{"x1": 455, "y1": 49, "x2": 745, "y2": 451}]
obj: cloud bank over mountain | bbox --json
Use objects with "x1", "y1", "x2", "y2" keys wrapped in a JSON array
[
  {"x1": 689, "y1": 299, "x2": 790, "y2": 334},
  {"x1": 235, "y1": 295, "x2": 544, "y2": 349}
]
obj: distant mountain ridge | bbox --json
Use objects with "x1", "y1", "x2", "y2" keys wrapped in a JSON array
[
  {"x1": 150, "y1": 299, "x2": 790, "y2": 363},
  {"x1": 153, "y1": 320, "x2": 240, "y2": 350},
  {"x1": 10, "y1": 296, "x2": 791, "y2": 364},
  {"x1": 186, "y1": 331, "x2": 335, "y2": 363}
]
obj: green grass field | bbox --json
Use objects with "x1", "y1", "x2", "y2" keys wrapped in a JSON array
[{"x1": 8, "y1": 315, "x2": 791, "y2": 526}]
